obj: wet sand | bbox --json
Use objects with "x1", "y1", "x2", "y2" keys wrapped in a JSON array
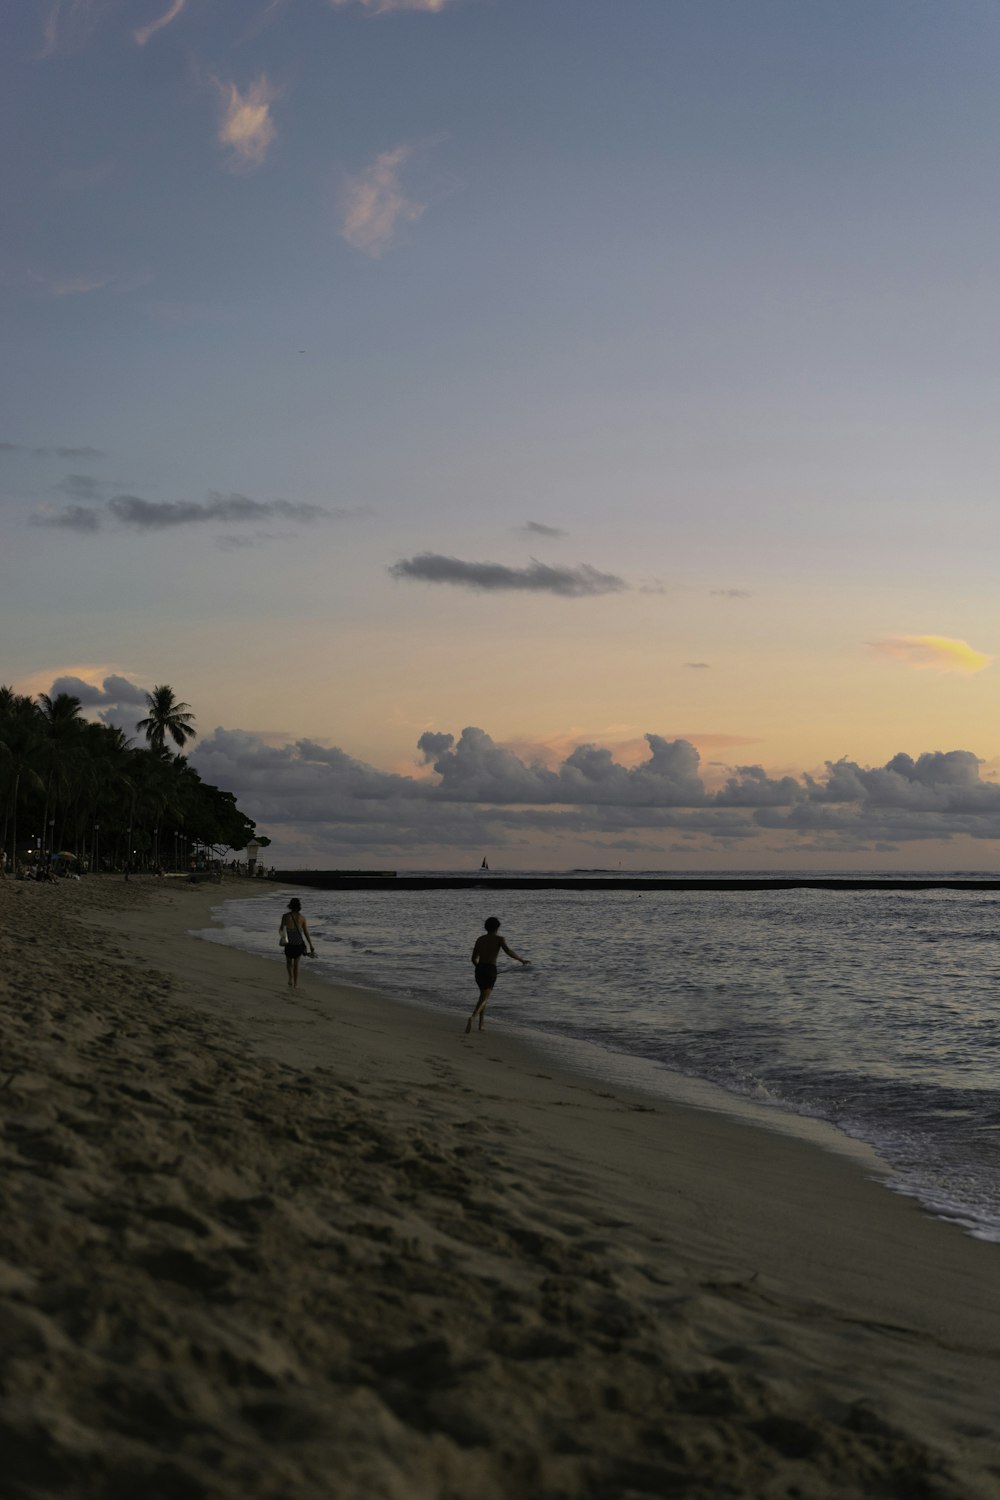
[{"x1": 2, "y1": 873, "x2": 1000, "y2": 1499}]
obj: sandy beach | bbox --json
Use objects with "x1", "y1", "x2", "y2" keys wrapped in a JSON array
[{"x1": 2, "y1": 875, "x2": 1000, "y2": 1499}]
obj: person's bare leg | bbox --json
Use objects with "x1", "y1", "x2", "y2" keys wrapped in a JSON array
[
  {"x1": 292, "y1": 955, "x2": 301, "y2": 989},
  {"x1": 465, "y1": 985, "x2": 493, "y2": 1033},
  {"x1": 286, "y1": 955, "x2": 294, "y2": 989}
]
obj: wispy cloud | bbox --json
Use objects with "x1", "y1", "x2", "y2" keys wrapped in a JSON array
[
  {"x1": 36, "y1": 0, "x2": 107, "y2": 59},
  {"x1": 216, "y1": 75, "x2": 278, "y2": 170},
  {"x1": 32, "y1": 505, "x2": 101, "y2": 531},
  {"x1": 711, "y1": 587, "x2": 752, "y2": 599},
  {"x1": 134, "y1": 0, "x2": 189, "y2": 45},
  {"x1": 516, "y1": 520, "x2": 567, "y2": 539},
  {"x1": 30, "y1": 271, "x2": 114, "y2": 298},
  {"x1": 328, "y1": 0, "x2": 461, "y2": 13},
  {"x1": 57, "y1": 473, "x2": 104, "y2": 498},
  {"x1": 1, "y1": 441, "x2": 107, "y2": 458},
  {"x1": 340, "y1": 144, "x2": 426, "y2": 256},
  {"x1": 868, "y1": 635, "x2": 993, "y2": 675},
  {"x1": 28, "y1": 267, "x2": 151, "y2": 299},
  {"x1": 685, "y1": 662, "x2": 711, "y2": 669},
  {"x1": 31, "y1": 490, "x2": 364, "y2": 533},
  {"x1": 389, "y1": 553, "x2": 628, "y2": 597}
]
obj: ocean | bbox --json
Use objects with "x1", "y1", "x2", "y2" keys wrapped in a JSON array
[{"x1": 196, "y1": 873, "x2": 1000, "y2": 1244}]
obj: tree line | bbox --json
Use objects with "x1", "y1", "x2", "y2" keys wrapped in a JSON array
[{"x1": 0, "y1": 683, "x2": 259, "y2": 871}]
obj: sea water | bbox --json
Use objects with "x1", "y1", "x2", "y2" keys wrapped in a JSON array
[{"x1": 197, "y1": 874, "x2": 1000, "y2": 1243}]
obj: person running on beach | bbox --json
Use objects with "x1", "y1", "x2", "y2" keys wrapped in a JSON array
[
  {"x1": 279, "y1": 897, "x2": 315, "y2": 990},
  {"x1": 466, "y1": 916, "x2": 529, "y2": 1034}
]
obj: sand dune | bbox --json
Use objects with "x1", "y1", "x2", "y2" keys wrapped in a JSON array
[{"x1": 2, "y1": 874, "x2": 999, "y2": 1498}]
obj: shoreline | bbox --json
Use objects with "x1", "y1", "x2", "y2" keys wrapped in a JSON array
[
  {"x1": 274, "y1": 872, "x2": 1000, "y2": 891},
  {"x1": 4, "y1": 874, "x2": 1000, "y2": 1497},
  {"x1": 206, "y1": 886, "x2": 894, "y2": 1169},
  {"x1": 207, "y1": 881, "x2": 999, "y2": 1243}
]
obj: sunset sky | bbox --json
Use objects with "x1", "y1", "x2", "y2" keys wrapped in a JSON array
[{"x1": 5, "y1": 0, "x2": 1000, "y2": 868}]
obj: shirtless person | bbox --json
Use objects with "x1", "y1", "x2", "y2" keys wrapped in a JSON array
[{"x1": 465, "y1": 916, "x2": 529, "y2": 1034}]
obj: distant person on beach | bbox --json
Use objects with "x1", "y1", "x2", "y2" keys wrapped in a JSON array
[
  {"x1": 280, "y1": 897, "x2": 315, "y2": 990},
  {"x1": 466, "y1": 916, "x2": 529, "y2": 1034}
]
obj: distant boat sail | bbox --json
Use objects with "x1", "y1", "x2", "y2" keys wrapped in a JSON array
[{"x1": 481, "y1": 857, "x2": 489, "y2": 870}]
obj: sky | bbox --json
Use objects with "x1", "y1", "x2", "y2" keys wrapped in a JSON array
[{"x1": 5, "y1": 0, "x2": 1000, "y2": 869}]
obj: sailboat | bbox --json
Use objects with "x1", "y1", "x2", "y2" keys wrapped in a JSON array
[{"x1": 481, "y1": 856, "x2": 489, "y2": 870}]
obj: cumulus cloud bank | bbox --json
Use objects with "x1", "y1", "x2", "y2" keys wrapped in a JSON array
[
  {"x1": 48, "y1": 673, "x2": 148, "y2": 709},
  {"x1": 191, "y1": 725, "x2": 1000, "y2": 859},
  {"x1": 389, "y1": 553, "x2": 627, "y2": 597}
]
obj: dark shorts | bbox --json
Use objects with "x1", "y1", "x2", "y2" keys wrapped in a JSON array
[
  {"x1": 475, "y1": 963, "x2": 498, "y2": 990},
  {"x1": 285, "y1": 943, "x2": 306, "y2": 961}
]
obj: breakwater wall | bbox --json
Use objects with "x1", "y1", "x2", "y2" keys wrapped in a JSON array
[{"x1": 273, "y1": 873, "x2": 1000, "y2": 893}]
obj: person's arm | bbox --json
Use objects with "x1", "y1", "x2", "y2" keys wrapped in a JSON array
[
  {"x1": 500, "y1": 938, "x2": 529, "y2": 965},
  {"x1": 471, "y1": 937, "x2": 483, "y2": 964},
  {"x1": 301, "y1": 916, "x2": 315, "y2": 954}
]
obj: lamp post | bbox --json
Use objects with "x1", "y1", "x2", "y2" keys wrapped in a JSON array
[
  {"x1": 48, "y1": 818, "x2": 55, "y2": 862},
  {"x1": 94, "y1": 822, "x2": 100, "y2": 875}
]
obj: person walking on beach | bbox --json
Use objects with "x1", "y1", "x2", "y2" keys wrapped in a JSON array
[
  {"x1": 466, "y1": 916, "x2": 529, "y2": 1034},
  {"x1": 280, "y1": 897, "x2": 315, "y2": 990}
]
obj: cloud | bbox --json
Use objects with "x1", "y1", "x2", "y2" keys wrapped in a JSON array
[
  {"x1": 711, "y1": 588, "x2": 752, "y2": 599},
  {"x1": 30, "y1": 505, "x2": 101, "y2": 531},
  {"x1": 340, "y1": 145, "x2": 426, "y2": 256},
  {"x1": 31, "y1": 272, "x2": 114, "y2": 298},
  {"x1": 2, "y1": 440, "x2": 107, "y2": 460},
  {"x1": 30, "y1": 490, "x2": 360, "y2": 533},
  {"x1": 51, "y1": 445, "x2": 107, "y2": 460},
  {"x1": 108, "y1": 492, "x2": 330, "y2": 528},
  {"x1": 57, "y1": 473, "x2": 103, "y2": 498},
  {"x1": 516, "y1": 521, "x2": 567, "y2": 539},
  {"x1": 216, "y1": 76, "x2": 278, "y2": 170},
  {"x1": 190, "y1": 725, "x2": 1000, "y2": 861},
  {"x1": 868, "y1": 635, "x2": 993, "y2": 675},
  {"x1": 328, "y1": 0, "x2": 460, "y2": 12},
  {"x1": 389, "y1": 553, "x2": 628, "y2": 597},
  {"x1": 29, "y1": 268, "x2": 151, "y2": 299},
  {"x1": 685, "y1": 662, "x2": 711, "y2": 669},
  {"x1": 134, "y1": 0, "x2": 188, "y2": 45},
  {"x1": 36, "y1": 0, "x2": 109, "y2": 58},
  {"x1": 47, "y1": 673, "x2": 148, "y2": 709},
  {"x1": 417, "y1": 728, "x2": 708, "y2": 806}
]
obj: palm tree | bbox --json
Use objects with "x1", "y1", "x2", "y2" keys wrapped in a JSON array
[
  {"x1": 0, "y1": 692, "x2": 44, "y2": 868},
  {"x1": 136, "y1": 685, "x2": 197, "y2": 753},
  {"x1": 37, "y1": 693, "x2": 85, "y2": 856}
]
